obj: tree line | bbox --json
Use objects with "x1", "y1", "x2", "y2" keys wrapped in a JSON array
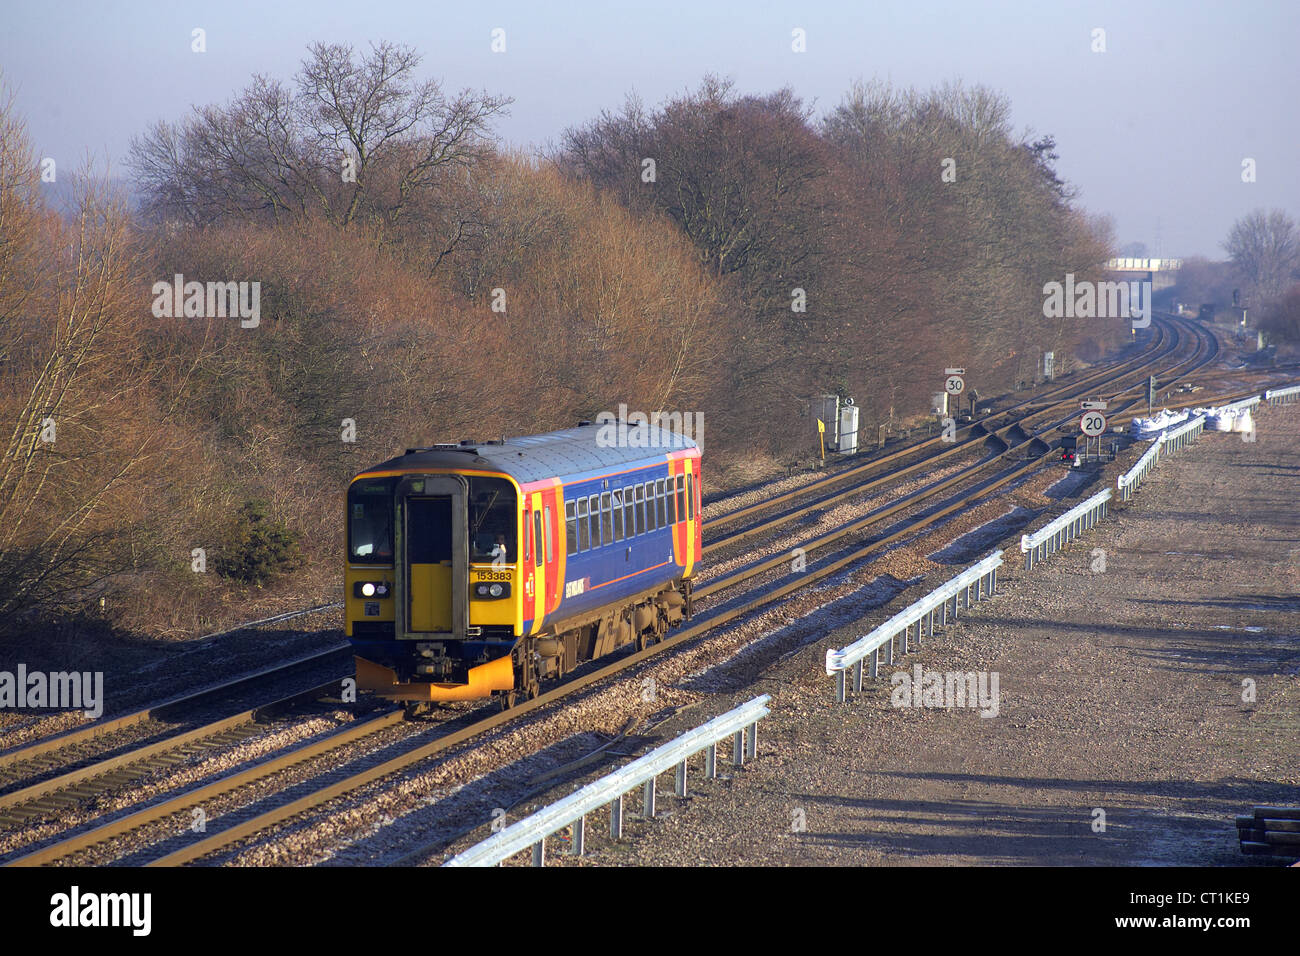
[{"x1": 0, "y1": 43, "x2": 1129, "y2": 638}]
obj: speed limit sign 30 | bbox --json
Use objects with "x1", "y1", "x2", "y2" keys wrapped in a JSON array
[{"x1": 1080, "y1": 411, "x2": 1107, "y2": 437}]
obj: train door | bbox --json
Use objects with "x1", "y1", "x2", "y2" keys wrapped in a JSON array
[
  {"x1": 542, "y1": 492, "x2": 559, "y2": 616},
  {"x1": 395, "y1": 475, "x2": 468, "y2": 640},
  {"x1": 526, "y1": 492, "x2": 547, "y2": 630}
]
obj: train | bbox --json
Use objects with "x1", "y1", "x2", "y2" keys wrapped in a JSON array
[{"x1": 344, "y1": 420, "x2": 702, "y2": 710}]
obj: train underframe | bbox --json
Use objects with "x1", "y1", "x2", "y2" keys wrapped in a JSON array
[{"x1": 356, "y1": 578, "x2": 693, "y2": 714}]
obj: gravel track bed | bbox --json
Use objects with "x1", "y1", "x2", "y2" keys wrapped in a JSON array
[
  {"x1": 699, "y1": 453, "x2": 984, "y2": 584},
  {"x1": 426, "y1": 462, "x2": 1085, "y2": 866},
  {"x1": 538, "y1": 402, "x2": 1300, "y2": 866},
  {"x1": 0, "y1": 620, "x2": 345, "y2": 753},
  {"x1": 0, "y1": 655, "x2": 353, "y2": 803},
  {"x1": 703, "y1": 448, "x2": 931, "y2": 523},
  {"x1": 1, "y1": 709, "x2": 357, "y2": 862}
]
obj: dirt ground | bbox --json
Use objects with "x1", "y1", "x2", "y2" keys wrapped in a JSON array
[{"x1": 562, "y1": 402, "x2": 1300, "y2": 866}]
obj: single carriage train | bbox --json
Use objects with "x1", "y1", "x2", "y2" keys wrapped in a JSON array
[{"x1": 345, "y1": 421, "x2": 702, "y2": 709}]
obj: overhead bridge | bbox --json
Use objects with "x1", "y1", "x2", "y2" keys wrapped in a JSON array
[{"x1": 1104, "y1": 257, "x2": 1182, "y2": 292}]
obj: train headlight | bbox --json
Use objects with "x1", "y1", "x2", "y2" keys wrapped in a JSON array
[
  {"x1": 361, "y1": 582, "x2": 376, "y2": 597},
  {"x1": 489, "y1": 583, "x2": 503, "y2": 597},
  {"x1": 353, "y1": 581, "x2": 391, "y2": 599}
]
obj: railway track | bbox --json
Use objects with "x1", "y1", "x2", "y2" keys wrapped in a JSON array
[
  {"x1": 705, "y1": 312, "x2": 1219, "y2": 557},
  {"x1": 0, "y1": 319, "x2": 1169, "y2": 789},
  {"x1": 0, "y1": 645, "x2": 350, "y2": 792},
  {"x1": 2, "y1": 312, "x2": 1263, "y2": 867},
  {"x1": 704, "y1": 318, "x2": 1177, "y2": 534}
]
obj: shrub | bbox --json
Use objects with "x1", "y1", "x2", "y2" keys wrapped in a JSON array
[{"x1": 213, "y1": 501, "x2": 304, "y2": 586}]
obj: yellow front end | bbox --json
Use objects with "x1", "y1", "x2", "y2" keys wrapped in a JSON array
[
  {"x1": 355, "y1": 653, "x2": 515, "y2": 702},
  {"x1": 345, "y1": 565, "x2": 395, "y2": 636},
  {"x1": 349, "y1": 562, "x2": 524, "y2": 702},
  {"x1": 346, "y1": 468, "x2": 526, "y2": 703},
  {"x1": 468, "y1": 563, "x2": 521, "y2": 628}
]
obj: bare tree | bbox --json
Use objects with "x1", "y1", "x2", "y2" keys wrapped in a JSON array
[
  {"x1": 1224, "y1": 208, "x2": 1299, "y2": 309},
  {"x1": 129, "y1": 41, "x2": 510, "y2": 233}
]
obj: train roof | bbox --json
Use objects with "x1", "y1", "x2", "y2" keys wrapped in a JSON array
[{"x1": 355, "y1": 421, "x2": 699, "y2": 486}]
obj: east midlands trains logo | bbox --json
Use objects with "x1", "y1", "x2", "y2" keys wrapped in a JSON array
[
  {"x1": 1042, "y1": 274, "x2": 1151, "y2": 329},
  {"x1": 151, "y1": 273, "x2": 261, "y2": 328},
  {"x1": 594, "y1": 406, "x2": 703, "y2": 451}
]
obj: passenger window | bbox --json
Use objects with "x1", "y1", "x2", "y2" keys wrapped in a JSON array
[
  {"x1": 612, "y1": 490, "x2": 624, "y2": 542},
  {"x1": 566, "y1": 501, "x2": 578, "y2": 555},
  {"x1": 645, "y1": 482, "x2": 657, "y2": 532},
  {"x1": 601, "y1": 492, "x2": 613, "y2": 543},
  {"x1": 634, "y1": 485, "x2": 645, "y2": 534},
  {"x1": 656, "y1": 479, "x2": 667, "y2": 526},
  {"x1": 589, "y1": 495, "x2": 601, "y2": 548},
  {"x1": 533, "y1": 511, "x2": 543, "y2": 567},
  {"x1": 676, "y1": 476, "x2": 686, "y2": 523},
  {"x1": 666, "y1": 477, "x2": 677, "y2": 525},
  {"x1": 624, "y1": 488, "x2": 635, "y2": 537},
  {"x1": 687, "y1": 474, "x2": 695, "y2": 520},
  {"x1": 577, "y1": 498, "x2": 590, "y2": 551},
  {"x1": 544, "y1": 506, "x2": 553, "y2": 563}
]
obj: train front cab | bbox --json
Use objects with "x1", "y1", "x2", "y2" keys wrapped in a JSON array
[{"x1": 348, "y1": 472, "x2": 520, "y2": 702}]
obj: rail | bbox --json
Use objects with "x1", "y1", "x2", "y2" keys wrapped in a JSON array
[
  {"x1": 824, "y1": 551, "x2": 1003, "y2": 702},
  {"x1": 443, "y1": 695, "x2": 772, "y2": 867},
  {"x1": 1021, "y1": 490, "x2": 1111, "y2": 570},
  {"x1": 194, "y1": 602, "x2": 343, "y2": 641}
]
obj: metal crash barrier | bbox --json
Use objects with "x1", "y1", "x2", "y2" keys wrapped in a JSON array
[
  {"x1": 824, "y1": 551, "x2": 1003, "y2": 702},
  {"x1": 444, "y1": 695, "x2": 771, "y2": 866}
]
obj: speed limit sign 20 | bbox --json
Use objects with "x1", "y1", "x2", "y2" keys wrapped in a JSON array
[{"x1": 1080, "y1": 412, "x2": 1107, "y2": 437}]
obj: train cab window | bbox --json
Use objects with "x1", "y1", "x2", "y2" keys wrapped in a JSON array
[
  {"x1": 655, "y1": 479, "x2": 667, "y2": 526},
  {"x1": 675, "y1": 476, "x2": 685, "y2": 523},
  {"x1": 543, "y1": 505, "x2": 554, "y2": 563},
  {"x1": 533, "y1": 511, "x2": 543, "y2": 567},
  {"x1": 577, "y1": 498, "x2": 590, "y2": 551},
  {"x1": 565, "y1": 501, "x2": 578, "y2": 555},
  {"x1": 687, "y1": 474, "x2": 695, "y2": 520},
  {"x1": 601, "y1": 492, "x2": 613, "y2": 543},
  {"x1": 612, "y1": 490, "x2": 624, "y2": 542},
  {"x1": 589, "y1": 494, "x2": 602, "y2": 548},
  {"x1": 644, "y1": 482, "x2": 657, "y2": 532},
  {"x1": 348, "y1": 478, "x2": 395, "y2": 563},
  {"x1": 634, "y1": 485, "x2": 645, "y2": 534},
  {"x1": 468, "y1": 477, "x2": 517, "y2": 563}
]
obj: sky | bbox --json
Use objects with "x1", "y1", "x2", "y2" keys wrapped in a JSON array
[{"x1": 2, "y1": 0, "x2": 1296, "y2": 258}]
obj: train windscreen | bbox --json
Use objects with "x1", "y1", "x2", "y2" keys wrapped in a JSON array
[{"x1": 348, "y1": 478, "x2": 395, "y2": 564}]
